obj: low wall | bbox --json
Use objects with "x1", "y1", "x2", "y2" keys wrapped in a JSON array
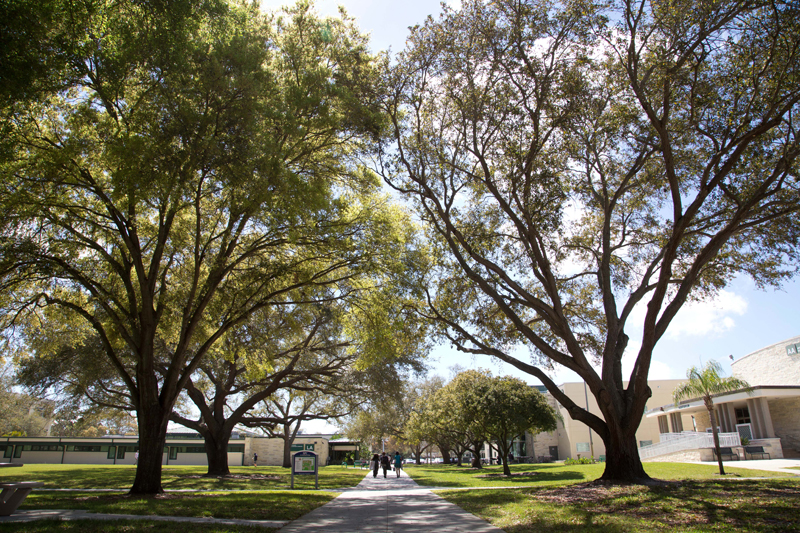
[
  {"x1": 642, "y1": 449, "x2": 705, "y2": 463},
  {"x1": 748, "y1": 438, "x2": 784, "y2": 459},
  {"x1": 643, "y1": 437, "x2": 784, "y2": 462}
]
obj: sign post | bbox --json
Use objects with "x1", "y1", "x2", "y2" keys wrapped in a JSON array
[{"x1": 291, "y1": 451, "x2": 318, "y2": 490}]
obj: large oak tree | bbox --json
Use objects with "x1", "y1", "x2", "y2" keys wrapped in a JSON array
[
  {"x1": 379, "y1": 0, "x2": 800, "y2": 482},
  {"x1": 1, "y1": 0, "x2": 395, "y2": 493}
]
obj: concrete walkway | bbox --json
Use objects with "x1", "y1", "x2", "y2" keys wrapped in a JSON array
[
  {"x1": 277, "y1": 469, "x2": 504, "y2": 533},
  {"x1": 689, "y1": 458, "x2": 800, "y2": 475}
]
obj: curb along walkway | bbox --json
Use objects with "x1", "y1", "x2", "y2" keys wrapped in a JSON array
[{"x1": 277, "y1": 469, "x2": 504, "y2": 533}]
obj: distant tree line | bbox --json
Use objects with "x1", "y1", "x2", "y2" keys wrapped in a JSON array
[{"x1": 346, "y1": 370, "x2": 558, "y2": 477}]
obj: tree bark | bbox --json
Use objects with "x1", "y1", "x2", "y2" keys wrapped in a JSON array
[
  {"x1": 598, "y1": 424, "x2": 650, "y2": 482},
  {"x1": 439, "y1": 444, "x2": 452, "y2": 464},
  {"x1": 468, "y1": 439, "x2": 483, "y2": 468},
  {"x1": 495, "y1": 440, "x2": 512, "y2": 476},
  {"x1": 282, "y1": 433, "x2": 292, "y2": 468},
  {"x1": 130, "y1": 405, "x2": 169, "y2": 494},
  {"x1": 708, "y1": 406, "x2": 726, "y2": 475},
  {"x1": 203, "y1": 431, "x2": 232, "y2": 477}
]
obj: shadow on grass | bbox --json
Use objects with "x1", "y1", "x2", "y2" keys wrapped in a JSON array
[
  {"x1": 23, "y1": 490, "x2": 338, "y2": 521},
  {"x1": 443, "y1": 479, "x2": 800, "y2": 533},
  {"x1": 0, "y1": 519, "x2": 273, "y2": 533},
  {"x1": 409, "y1": 464, "x2": 589, "y2": 488},
  {"x1": 1, "y1": 464, "x2": 364, "y2": 491}
]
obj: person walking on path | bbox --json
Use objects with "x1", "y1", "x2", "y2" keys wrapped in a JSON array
[
  {"x1": 275, "y1": 462, "x2": 505, "y2": 532},
  {"x1": 393, "y1": 451, "x2": 403, "y2": 478},
  {"x1": 379, "y1": 452, "x2": 390, "y2": 478},
  {"x1": 370, "y1": 453, "x2": 380, "y2": 478}
]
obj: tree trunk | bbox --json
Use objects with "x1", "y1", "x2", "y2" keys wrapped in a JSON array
[
  {"x1": 130, "y1": 406, "x2": 169, "y2": 494},
  {"x1": 598, "y1": 424, "x2": 650, "y2": 482},
  {"x1": 496, "y1": 441, "x2": 512, "y2": 476},
  {"x1": 204, "y1": 431, "x2": 232, "y2": 477},
  {"x1": 439, "y1": 444, "x2": 452, "y2": 464},
  {"x1": 283, "y1": 435, "x2": 292, "y2": 468},
  {"x1": 709, "y1": 407, "x2": 725, "y2": 475},
  {"x1": 469, "y1": 439, "x2": 483, "y2": 468}
]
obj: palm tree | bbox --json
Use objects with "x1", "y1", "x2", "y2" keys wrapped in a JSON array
[{"x1": 673, "y1": 360, "x2": 752, "y2": 475}]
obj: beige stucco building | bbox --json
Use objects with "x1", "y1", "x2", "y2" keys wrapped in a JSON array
[
  {"x1": 642, "y1": 334, "x2": 800, "y2": 461},
  {"x1": 531, "y1": 379, "x2": 687, "y2": 461}
]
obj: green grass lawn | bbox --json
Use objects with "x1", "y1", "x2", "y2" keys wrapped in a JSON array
[
  {"x1": 0, "y1": 520, "x2": 272, "y2": 533},
  {"x1": 0, "y1": 463, "x2": 367, "y2": 491},
  {"x1": 20, "y1": 489, "x2": 336, "y2": 520},
  {"x1": 403, "y1": 461, "x2": 789, "y2": 488},
  {"x1": 438, "y1": 478, "x2": 800, "y2": 532},
  {"x1": 0, "y1": 464, "x2": 362, "y2": 531}
]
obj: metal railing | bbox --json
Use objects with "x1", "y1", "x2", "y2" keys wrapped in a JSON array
[{"x1": 639, "y1": 431, "x2": 741, "y2": 460}]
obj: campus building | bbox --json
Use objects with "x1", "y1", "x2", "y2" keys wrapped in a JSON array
[
  {"x1": 641, "y1": 334, "x2": 800, "y2": 461},
  {"x1": 503, "y1": 334, "x2": 800, "y2": 463},
  {"x1": 0, "y1": 432, "x2": 358, "y2": 467},
  {"x1": 522, "y1": 380, "x2": 688, "y2": 462}
]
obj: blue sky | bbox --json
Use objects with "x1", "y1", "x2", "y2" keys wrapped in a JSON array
[{"x1": 260, "y1": 0, "x2": 800, "y2": 401}]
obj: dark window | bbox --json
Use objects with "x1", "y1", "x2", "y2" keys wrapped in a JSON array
[
  {"x1": 30, "y1": 445, "x2": 60, "y2": 452},
  {"x1": 735, "y1": 407, "x2": 751, "y2": 425},
  {"x1": 117, "y1": 447, "x2": 126, "y2": 459},
  {"x1": 72, "y1": 445, "x2": 102, "y2": 452},
  {"x1": 227, "y1": 444, "x2": 244, "y2": 453},
  {"x1": 13, "y1": 446, "x2": 23, "y2": 458},
  {"x1": 169, "y1": 447, "x2": 178, "y2": 460}
]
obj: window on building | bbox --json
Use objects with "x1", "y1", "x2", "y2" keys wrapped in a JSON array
[
  {"x1": 735, "y1": 407, "x2": 751, "y2": 425},
  {"x1": 576, "y1": 442, "x2": 590, "y2": 453},
  {"x1": 227, "y1": 444, "x2": 245, "y2": 453},
  {"x1": 30, "y1": 445, "x2": 60, "y2": 452},
  {"x1": 639, "y1": 440, "x2": 653, "y2": 447},
  {"x1": 658, "y1": 415, "x2": 669, "y2": 434},
  {"x1": 2, "y1": 445, "x2": 12, "y2": 458},
  {"x1": 70, "y1": 445, "x2": 103, "y2": 452}
]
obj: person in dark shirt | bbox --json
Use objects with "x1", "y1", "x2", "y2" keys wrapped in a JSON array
[{"x1": 379, "y1": 452, "x2": 390, "y2": 478}]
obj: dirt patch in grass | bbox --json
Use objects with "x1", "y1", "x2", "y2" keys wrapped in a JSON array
[
  {"x1": 476, "y1": 471, "x2": 540, "y2": 478},
  {"x1": 179, "y1": 474, "x2": 282, "y2": 481},
  {"x1": 524, "y1": 479, "x2": 800, "y2": 528}
]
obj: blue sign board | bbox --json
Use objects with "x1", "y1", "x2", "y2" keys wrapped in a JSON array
[
  {"x1": 291, "y1": 451, "x2": 318, "y2": 489},
  {"x1": 292, "y1": 451, "x2": 317, "y2": 475}
]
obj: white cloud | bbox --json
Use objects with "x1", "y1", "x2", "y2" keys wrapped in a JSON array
[{"x1": 663, "y1": 290, "x2": 747, "y2": 339}]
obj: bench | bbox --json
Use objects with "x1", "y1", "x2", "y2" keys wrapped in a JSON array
[
  {"x1": 1, "y1": 482, "x2": 45, "y2": 516},
  {"x1": 713, "y1": 447, "x2": 739, "y2": 461},
  {"x1": 355, "y1": 460, "x2": 368, "y2": 469},
  {"x1": 744, "y1": 446, "x2": 771, "y2": 460}
]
